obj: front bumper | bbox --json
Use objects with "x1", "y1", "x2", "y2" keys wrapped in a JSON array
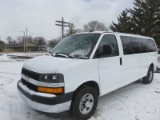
[{"x1": 17, "y1": 80, "x2": 73, "y2": 113}]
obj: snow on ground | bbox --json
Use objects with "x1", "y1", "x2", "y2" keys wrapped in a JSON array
[
  {"x1": 0, "y1": 54, "x2": 13, "y2": 62},
  {"x1": 93, "y1": 75, "x2": 160, "y2": 120},
  {"x1": 0, "y1": 54, "x2": 25, "y2": 62},
  {"x1": 158, "y1": 55, "x2": 160, "y2": 68},
  {"x1": 4, "y1": 52, "x2": 48, "y2": 58},
  {"x1": 0, "y1": 55, "x2": 160, "y2": 120}
]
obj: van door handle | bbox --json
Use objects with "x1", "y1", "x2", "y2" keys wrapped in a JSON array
[{"x1": 120, "y1": 57, "x2": 122, "y2": 65}]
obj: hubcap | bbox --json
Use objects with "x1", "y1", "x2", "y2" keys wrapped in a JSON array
[{"x1": 79, "y1": 93, "x2": 94, "y2": 115}]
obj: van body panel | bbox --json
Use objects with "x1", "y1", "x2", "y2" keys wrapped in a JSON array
[
  {"x1": 23, "y1": 56, "x2": 78, "y2": 74},
  {"x1": 56, "y1": 59, "x2": 100, "y2": 94},
  {"x1": 97, "y1": 56, "x2": 123, "y2": 95},
  {"x1": 122, "y1": 54, "x2": 146, "y2": 82}
]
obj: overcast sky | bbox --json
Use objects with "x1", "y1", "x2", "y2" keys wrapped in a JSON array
[{"x1": 0, "y1": 0, "x2": 134, "y2": 42}]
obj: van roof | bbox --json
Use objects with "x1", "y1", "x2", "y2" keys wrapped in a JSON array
[{"x1": 76, "y1": 31, "x2": 153, "y2": 39}]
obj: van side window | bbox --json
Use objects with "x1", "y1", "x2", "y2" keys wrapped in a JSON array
[
  {"x1": 121, "y1": 36, "x2": 156, "y2": 55},
  {"x1": 120, "y1": 36, "x2": 134, "y2": 54},
  {"x1": 141, "y1": 39, "x2": 156, "y2": 52},
  {"x1": 131, "y1": 37, "x2": 143, "y2": 53},
  {"x1": 94, "y1": 35, "x2": 119, "y2": 58}
]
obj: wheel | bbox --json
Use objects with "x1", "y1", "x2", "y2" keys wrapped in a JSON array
[
  {"x1": 143, "y1": 66, "x2": 154, "y2": 84},
  {"x1": 71, "y1": 86, "x2": 98, "y2": 120}
]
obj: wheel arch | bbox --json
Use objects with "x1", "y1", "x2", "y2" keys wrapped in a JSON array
[
  {"x1": 73, "y1": 81, "x2": 100, "y2": 97},
  {"x1": 150, "y1": 63, "x2": 154, "y2": 68},
  {"x1": 150, "y1": 63, "x2": 155, "y2": 71}
]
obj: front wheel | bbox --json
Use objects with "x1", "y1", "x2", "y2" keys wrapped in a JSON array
[
  {"x1": 71, "y1": 86, "x2": 98, "y2": 120},
  {"x1": 143, "y1": 66, "x2": 154, "y2": 84}
]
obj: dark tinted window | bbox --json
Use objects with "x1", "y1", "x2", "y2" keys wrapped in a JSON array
[
  {"x1": 141, "y1": 39, "x2": 156, "y2": 52},
  {"x1": 131, "y1": 37, "x2": 143, "y2": 53},
  {"x1": 120, "y1": 36, "x2": 156, "y2": 55},
  {"x1": 94, "y1": 34, "x2": 119, "y2": 58},
  {"x1": 120, "y1": 36, "x2": 134, "y2": 54}
]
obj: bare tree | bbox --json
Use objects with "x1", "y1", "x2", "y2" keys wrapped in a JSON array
[
  {"x1": 16, "y1": 35, "x2": 33, "y2": 44},
  {"x1": 76, "y1": 28, "x2": 84, "y2": 33},
  {"x1": 54, "y1": 36, "x2": 61, "y2": 43},
  {"x1": 83, "y1": 20, "x2": 109, "y2": 32},
  {"x1": 49, "y1": 36, "x2": 62, "y2": 47},
  {"x1": 33, "y1": 36, "x2": 46, "y2": 46},
  {"x1": 27, "y1": 36, "x2": 33, "y2": 43},
  {"x1": 6, "y1": 36, "x2": 13, "y2": 43},
  {"x1": 16, "y1": 36, "x2": 23, "y2": 43},
  {"x1": 48, "y1": 39, "x2": 58, "y2": 47}
]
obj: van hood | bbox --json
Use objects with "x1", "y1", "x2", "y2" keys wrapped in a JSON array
[{"x1": 23, "y1": 55, "x2": 78, "y2": 74}]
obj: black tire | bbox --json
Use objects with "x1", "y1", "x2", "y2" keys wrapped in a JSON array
[
  {"x1": 71, "y1": 86, "x2": 98, "y2": 120},
  {"x1": 143, "y1": 66, "x2": 154, "y2": 84}
]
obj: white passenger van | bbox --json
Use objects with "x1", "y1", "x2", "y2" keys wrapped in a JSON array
[{"x1": 17, "y1": 31, "x2": 158, "y2": 120}]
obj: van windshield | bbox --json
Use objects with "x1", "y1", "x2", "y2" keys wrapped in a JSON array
[{"x1": 50, "y1": 34, "x2": 100, "y2": 59}]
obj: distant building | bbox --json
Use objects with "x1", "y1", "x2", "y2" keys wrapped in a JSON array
[{"x1": 5, "y1": 42, "x2": 47, "y2": 52}]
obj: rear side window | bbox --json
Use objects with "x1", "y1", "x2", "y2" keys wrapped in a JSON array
[
  {"x1": 141, "y1": 39, "x2": 156, "y2": 52},
  {"x1": 120, "y1": 36, "x2": 134, "y2": 54},
  {"x1": 120, "y1": 36, "x2": 156, "y2": 55},
  {"x1": 94, "y1": 34, "x2": 119, "y2": 58}
]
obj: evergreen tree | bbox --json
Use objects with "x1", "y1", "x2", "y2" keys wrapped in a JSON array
[
  {"x1": 65, "y1": 24, "x2": 77, "y2": 36},
  {"x1": 131, "y1": 0, "x2": 160, "y2": 38},
  {"x1": 110, "y1": 9, "x2": 133, "y2": 33},
  {"x1": 110, "y1": 0, "x2": 160, "y2": 46}
]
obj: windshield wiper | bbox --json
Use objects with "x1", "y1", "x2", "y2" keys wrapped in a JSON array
[
  {"x1": 70, "y1": 54, "x2": 89, "y2": 59},
  {"x1": 49, "y1": 52, "x2": 54, "y2": 56},
  {"x1": 53, "y1": 52, "x2": 88, "y2": 59},
  {"x1": 54, "y1": 52, "x2": 71, "y2": 58}
]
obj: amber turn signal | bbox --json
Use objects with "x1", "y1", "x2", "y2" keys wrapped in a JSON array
[{"x1": 38, "y1": 87, "x2": 63, "y2": 94}]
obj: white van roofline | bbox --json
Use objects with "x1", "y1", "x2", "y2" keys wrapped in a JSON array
[{"x1": 76, "y1": 31, "x2": 153, "y2": 39}]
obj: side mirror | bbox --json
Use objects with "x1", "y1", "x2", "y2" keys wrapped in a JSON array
[{"x1": 102, "y1": 45, "x2": 112, "y2": 56}]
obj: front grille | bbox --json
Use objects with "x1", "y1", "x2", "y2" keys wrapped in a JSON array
[
  {"x1": 22, "y1": 68, "x2": 41, "y2": 80},
  {"x1": 21, "y1": 78, "x2": 37, "y2": 92}
]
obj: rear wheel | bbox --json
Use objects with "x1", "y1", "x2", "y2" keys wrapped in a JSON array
[
  {"x1": 71, "y1": 86, "x2": 98, "y2": 120},
  {"x1": 143, "y1": 66, "x2": 154, "y2": 84}
]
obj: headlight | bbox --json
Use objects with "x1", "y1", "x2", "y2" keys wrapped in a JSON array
[{"x1": 39, "y1": 74, "x2": 64, "y2": 83}]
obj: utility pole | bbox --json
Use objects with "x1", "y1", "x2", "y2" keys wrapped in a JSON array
[
  {"x1": 21, "y1": 31, "x2": 25, "y2": 52},
  {"x1": 26, "y1": 28, "x2": 28, "y2": 52},
  {"x1": 55, "y1": 17, "x2": 71, "y2": 39}
]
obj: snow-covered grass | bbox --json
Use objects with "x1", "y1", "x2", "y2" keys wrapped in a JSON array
[
  {"x1": 0, "y1": 54, "x2": 14, "y2": 62},
  {"x1": 0, "y1": 55, "x2": 160, "y2": 120},
  {"x1": 158, "y1": 55, "x2": 160, "y2": 68},
  {"x1": 3, "y1": 52, "x2": 48, "y2": 58}
]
